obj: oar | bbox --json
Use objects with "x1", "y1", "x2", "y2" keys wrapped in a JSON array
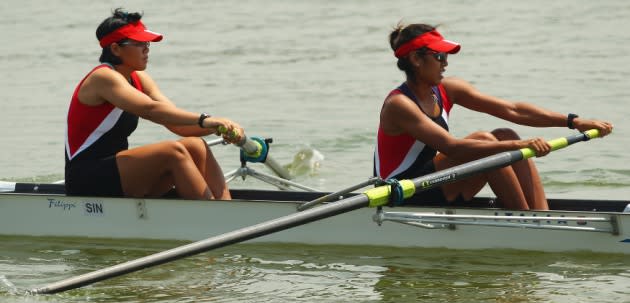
[{"x1": 29, "y1": 130, "x2": 601, "y2": 295}]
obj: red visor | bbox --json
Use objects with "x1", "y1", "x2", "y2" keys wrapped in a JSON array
[
  {"x1": 394, "y1": 30, "x2": 460, "y2": 58},
  {"x1": 98, "y1": 20, "x2": 163, "y2": 48}
]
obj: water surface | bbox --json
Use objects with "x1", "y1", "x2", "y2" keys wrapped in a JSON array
[{"x1": 1, "y1": 0, "x2": 629, "y2": 302}]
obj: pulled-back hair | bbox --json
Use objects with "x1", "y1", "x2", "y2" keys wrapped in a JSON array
[
  {"x1": 389, "y1": 23, "x2": 436, "y2": 80},
  {"x1": 96, "y1": 8, "x2": 143, "y2": 64}
]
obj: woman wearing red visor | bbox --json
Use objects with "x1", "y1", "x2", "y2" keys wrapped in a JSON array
[
  {"x1": 65, "y1": 9, "x2": 243, "y2": 200},
  {"x1": 375, "y1": 23, "x2": 613, "y2": 210}
]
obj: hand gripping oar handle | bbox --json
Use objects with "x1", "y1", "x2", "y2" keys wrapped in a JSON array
[
  {"x1": 364, "y1": 129, "x2": 602, "y2": 207},
  {"x1": 218, "y1": 126, "x2": 291, "y2": 180},
  {"x1": 28, "y1": 130, "x2": 600, "y2": 295}
]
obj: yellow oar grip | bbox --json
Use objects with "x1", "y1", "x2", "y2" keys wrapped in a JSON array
[
  {"x1": 217, "y1": 126, "x2": 238, "y2": 139},
  {"x1": 583, "y1": 129, "x2": 601, "y2": 139},
  {"x1": 520, "y1": 129, "x2": 601, "y2": 159},
  {"x1": 364, "y1": 179, "x2": 416, "y2": 208}
]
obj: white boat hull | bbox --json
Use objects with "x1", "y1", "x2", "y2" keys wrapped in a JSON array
[{"x1": 1, "y1": 191, "x2": 629, "y2": 254}]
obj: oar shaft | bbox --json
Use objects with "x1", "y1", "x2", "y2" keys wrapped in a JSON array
[
  {"x1": 297, "y1": 177, "x2": 379, "y2": 211},
  {"x1": 413, "y1": 130, "x2": 599, "y2": 192},
  {"x1": 263, "y1": 156, "x2": 292, "y2": 180},
  {"x1": 205, "y1": 137, "x2": 226, "y2": 147},
  {"x1": 29, "y1": 194, "x2": 370, "y2": 295},
  {"x1": 412, "y1": 150, "x2": 521, "y2": 191}
]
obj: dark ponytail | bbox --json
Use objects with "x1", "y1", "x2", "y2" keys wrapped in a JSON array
[{"x1": 96, "y1": 8, "x2": 144, "y2": 64}]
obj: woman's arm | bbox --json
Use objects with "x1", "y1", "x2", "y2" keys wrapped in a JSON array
[
  {"x1": 89, "y1": 69, "x2": 241, "y2": 139},
  {"x1": 134, "y1": 71, "x2": 218, "y2": 137},
  {"x1": 380, "y1": 93, "x2": 549, "y2": 162},
  {"x1": 442, "y1": 77, "x2": 613, "y2": 136}
]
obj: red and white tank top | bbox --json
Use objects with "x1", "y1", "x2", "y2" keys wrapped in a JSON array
[
  {"x1": 65, "y1": 64, "x2": 142, "y2": 163},
  {"x1": 374, "y1": 83, "x2": 453, "y2": 180}
]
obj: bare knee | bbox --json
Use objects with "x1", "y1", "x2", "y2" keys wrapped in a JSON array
[
  {"x1": 163, "y1": 141, "x2": 192, "y2": 164},
  {"x1": 179, "y1": 137, "x2": 210, "y2": 159},
  {"x1": 491, "y1": 128, "x2": 520, "y2": 140}
]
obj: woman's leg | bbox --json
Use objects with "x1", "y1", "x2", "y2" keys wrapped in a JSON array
[
  {"x1": 116, "y1": 140, "x2": 212, "y2": 200},
  {"x1": 435, "y1": 131, "x2": 530, "y2": 210},
  {"x1": 491, "y1": 128, "x2": 548, "y2": 210},
  {"x1": 177, "y1": 137, "x2": 231, "y2": 200}
]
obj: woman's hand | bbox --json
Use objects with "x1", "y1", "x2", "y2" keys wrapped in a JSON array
[
  {"x1": 574, "y1": 118, "x2": 614, "y2": 137},
  {"x1": 221, "y1": 122, "x2": 244, "y2": 144},
  {"x1": 203, "y1": 117, "x2": 243, "y2": 144},
  {"x1": 519, "y1": 138, "x2": 551, "y2": 157}
]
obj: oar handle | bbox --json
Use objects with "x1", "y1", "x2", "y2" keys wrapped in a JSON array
[
  {"x1": 217, "y1": 125, "x2": 261, "y2": 154},
  {"x1": 217, "y1": 125, "x2": 239, "y2": 141}
]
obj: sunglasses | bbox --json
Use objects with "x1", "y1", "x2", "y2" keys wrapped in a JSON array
[
  {"x1": 119, "y1": 41, "x2": 150, "y2": 48},
  {"x1": 425, "y1": 50, "x2": 448, "y2": 63}
]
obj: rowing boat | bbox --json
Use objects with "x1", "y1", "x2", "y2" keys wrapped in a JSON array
[
  {"x1": 3, "y1": 131, "x2": 629, "y2": 294},
  {"x1": 4, "y1": 130, "x2": 630, "y2": 262},
  {"x1": 1, "y1": 181, "x2": 629, "y2": 255},
  {"x1": 9, "y1": 130, "x2": 629, "y2": 294}
]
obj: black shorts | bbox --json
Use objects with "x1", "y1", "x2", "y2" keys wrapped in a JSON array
[{"x1": 65, "y1": 155, "x2": 124, "y2": 197}]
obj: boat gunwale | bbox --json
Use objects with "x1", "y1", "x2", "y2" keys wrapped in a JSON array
[{"x1": 1, "y1": 182, "x2": 628, "y2": 214}]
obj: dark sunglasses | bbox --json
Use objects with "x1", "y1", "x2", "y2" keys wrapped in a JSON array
[
  {"x1": 426, "y1": 50, "x2": 448, "y2": 63},
  {"x1": 118, "y1": 41, "x2": 150, "y2": 48}
]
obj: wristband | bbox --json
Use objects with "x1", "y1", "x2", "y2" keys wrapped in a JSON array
[
  {"x1": 567, "y1": 113, "x2": 578, "y2": 129},
  {"x1": 198, "y1": 113, "x2": 210, "y2": 128}
]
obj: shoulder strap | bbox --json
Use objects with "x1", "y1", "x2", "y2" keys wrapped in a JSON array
[
  {"x1": 436, "y1": 84, "x2": 452, "y2": 113},
  {"x1": 129, "y1": 72, "x2": 143, "y2": 92},
  {"x1": 397, "y1": 82, "x2": 417, "y2": 102}
]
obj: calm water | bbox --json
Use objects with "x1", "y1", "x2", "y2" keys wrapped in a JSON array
[{"x1": 1, "y1": 0, "x2": 630, "y2": 302}]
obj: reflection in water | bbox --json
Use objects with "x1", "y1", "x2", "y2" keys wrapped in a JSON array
[
  {"x1": 533, "y1": 260, "x2": 630, "y2": 302},
  {"x1": 2, "y1": 238, "x2": 629, "y2": 303}
]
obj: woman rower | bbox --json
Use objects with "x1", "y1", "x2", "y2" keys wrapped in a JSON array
[
  {"x1": 65, "y1": 8, "x2": 243, "y2": 200},
  {"x1": 375, "y1": 23, "x2": 613, "y2": 210}
]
